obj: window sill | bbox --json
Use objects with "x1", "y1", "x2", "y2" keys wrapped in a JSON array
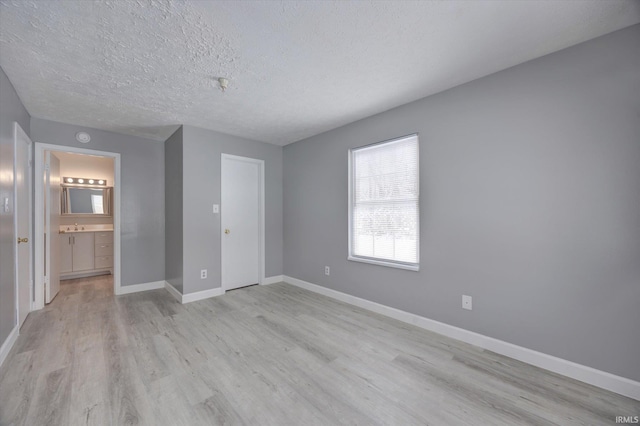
[{"x1": 348, "y1": 255, "x2": 419, "y2": 271}]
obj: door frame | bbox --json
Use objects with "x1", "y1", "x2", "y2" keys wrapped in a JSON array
[
  {"x1": 44, "y1": 151, "x2": 61, "y2": 304},
  {"x1": 13, "y1": 123, "x2": 33, "y2": 324},
  {"x1": 34, "y1": 142, "x2": 121, "y2": 309},
  {"x1": 220, "y1": 153, "x2": 265, "y2": 291}
]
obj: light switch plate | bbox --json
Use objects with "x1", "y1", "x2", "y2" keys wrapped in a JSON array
[{"x1": 213, "y1": 204, "x2": 219, "y2": 213}]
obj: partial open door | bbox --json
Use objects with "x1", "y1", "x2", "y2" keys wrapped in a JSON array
[
  {"x1": 221, "y1": 154, "x2": 264, "y2": 291},
  {"x1": 45, "y1": 151, "x2": 61, "y2": 303},
  {"x1": 14, "y1": 123, "x2": 32, "y2": 328}
]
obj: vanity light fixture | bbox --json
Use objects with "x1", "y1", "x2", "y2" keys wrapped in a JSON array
[{"x1": 63, "y1": 177, "x2": 107, "y2": 186}]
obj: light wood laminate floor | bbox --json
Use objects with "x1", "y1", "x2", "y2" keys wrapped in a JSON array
[{"x1": 0, "y1": 275, "x2": 638, "y2": 425}]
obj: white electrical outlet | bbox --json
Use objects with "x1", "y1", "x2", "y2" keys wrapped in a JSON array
[
  {"x1": 325, "y1": 266, "x2": 330, "y2": 276},
  {"x1": 201, "y1": 269, "x2": 207, "y2": 279},
  {"x1": 462, "y1": 295, "x2": 472, "y2": 310},
  {"x1": 213, "y1": 204, "x2": 219, "y2": 213}
]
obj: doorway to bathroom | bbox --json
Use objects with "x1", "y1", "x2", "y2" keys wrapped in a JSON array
[{"x1": 34, "y1": 143, "x2": 121, "y2": 310}]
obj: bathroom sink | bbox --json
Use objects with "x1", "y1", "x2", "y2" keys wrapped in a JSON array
[{"x1": 59, "y1": 224, "x2": 114, "y2": 233}]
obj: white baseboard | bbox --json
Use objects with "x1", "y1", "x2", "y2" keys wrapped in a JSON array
[
  {"x1": 60, "y1": 270, "x2": 111, "y2": 281},
  {"x1": 164, "y1": 281, "x2": 183, "y2": 302},
  {"x1": 0, "y1": 325, "x2": 19, "y2": 368},
  {"x1": 283, "y1": 275, "x2": 640, "y2": 401},
  {"x1": 182, "y1": 287, "x2": 224, "y2": 303},
  {"x1": 262, "y1": 275, "x2": 284, "y2": 285},
  {"x1": 164, "y1": 281, "x2": 224, "y2": 304},
  {"x1": 116, "y1": 280, "x2": 165, "y2": 295}
]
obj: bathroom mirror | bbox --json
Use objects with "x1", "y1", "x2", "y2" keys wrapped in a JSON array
[{"x1": 61, "y1": 186, "x2": 112, "y2": 216}]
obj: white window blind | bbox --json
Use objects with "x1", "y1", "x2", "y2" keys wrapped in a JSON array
[{"x1": 349, "y1": 134, "x2": 419, "y2": 270}]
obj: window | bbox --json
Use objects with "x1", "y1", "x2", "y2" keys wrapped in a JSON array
[
  {"x1": 348, "y1": 134, "x2": 419, "y2": 271},
  {"x1": 91, "y1": 194, "x2": 104, "y2": 214}
]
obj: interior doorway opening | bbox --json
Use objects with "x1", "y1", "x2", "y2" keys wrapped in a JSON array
[{"x1": 34, "y1": 143, "x2": 121, "y2": 310}]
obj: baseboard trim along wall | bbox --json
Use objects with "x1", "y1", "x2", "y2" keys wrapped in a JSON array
[
  {"x1": 60, "y1": 270, "x2": 112, "y2": 281},
  {"x1": 164, "y1": 281, "x2": 183, "y2": 302},
  {"x1": 0, "y1": 325, "x2": 19, "y2": 368},
  {"x1": 182, "y1": 287, "x2": 224, "y2": 304},
  {"x1": 164, "y1": 276, "x2": 284, "y2": 303},
  {"x1": 164, "y1": 281, "x2": 224, "y2": 304},
  {"x1": 262, "y1": 275, "x2": 284, "y2": 285},
  {"x1": 116, "y1": 280, "x2": 166, "y2": 295},
  {"x1": 283, "y1": 275, "x2": 640, "y2": 401}
]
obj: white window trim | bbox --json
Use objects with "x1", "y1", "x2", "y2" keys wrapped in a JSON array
[{"x1": 347, "y1": 134, "x2": 420, "y2": 271}]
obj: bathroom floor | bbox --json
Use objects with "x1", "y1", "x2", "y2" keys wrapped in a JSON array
[{"x1": 60, "y1": 273, "x2": 114, "y2": 295}]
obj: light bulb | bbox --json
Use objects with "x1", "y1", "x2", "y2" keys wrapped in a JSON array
[
  {"x1": 66, "y1": 178, "x2": 74, "y2": 183},
  {"x1": 89, "y1": 179, "x2": 94, "y2": 184},
  {"x1": 78, "y1": 178, "x2": 84, "y2": 183},
  {"x1": 98, "y1": 180, "x2": 104, "y2": 185}
]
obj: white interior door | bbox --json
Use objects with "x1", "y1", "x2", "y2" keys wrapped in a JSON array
[
  {"x1": 45, "y1": 151, "x2": 61, "y2": 303},
  {"x1": 14, "y1": 123, "x2": 32, "y2": 328},
  {"x1": 221, "y1": 154, "x2": 264, "y2": 291}
]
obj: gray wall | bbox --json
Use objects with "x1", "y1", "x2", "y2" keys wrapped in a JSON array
[
  {"x1": 30, "y1": 118, "x2": 165, "y2": 287},
  {"x1": 165, "y1": 126, "x2": 183, "y2": 293},
  {"x1": 0, "y1": 66, "x2": 30, "y2": 347},
  {"x1": 283, "y1": 25, "x2": 640, "y2": 381},
  {"x1": 182, "y1": 125, "x2": 283, "y2": 294}
]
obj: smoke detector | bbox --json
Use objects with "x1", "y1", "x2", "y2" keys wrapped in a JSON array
[{"x1": 75, "y1": 132, "x2": 91, "y2": 143}]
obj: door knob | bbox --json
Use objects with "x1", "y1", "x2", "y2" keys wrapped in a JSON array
[
  {"x1": 17, "y1": 237, "x2": 28, "y2": 243},
  {"x1": 225, "y1": 229, "x2": 230, "y2": 234}
]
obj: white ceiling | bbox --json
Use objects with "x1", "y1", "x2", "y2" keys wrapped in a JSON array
[{"x1": 1, "y1": 1, "x2": 638, "y2": 145}]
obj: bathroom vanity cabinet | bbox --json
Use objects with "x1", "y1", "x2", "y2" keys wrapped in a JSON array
[
  {"x1": 60, "y1": 230, "x2": 113, "y2": 278},
  {"x1": 94, "y1": 231, "x2": 114, "y2": 270}
]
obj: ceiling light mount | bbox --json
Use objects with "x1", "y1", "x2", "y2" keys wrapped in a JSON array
[{"x1": 218, "y1": 77, "x2": 229, "y2": 92}]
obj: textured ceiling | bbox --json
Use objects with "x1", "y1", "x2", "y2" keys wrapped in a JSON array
[{"x1": 1, "y1": 1, "x2": 639, "y2": 145}]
